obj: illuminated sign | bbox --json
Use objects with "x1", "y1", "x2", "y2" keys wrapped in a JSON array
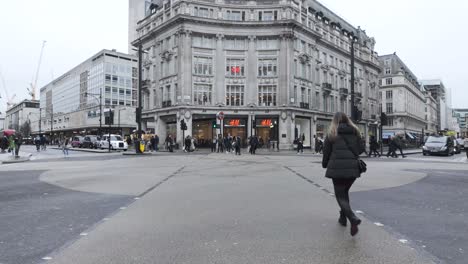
[
  {"x1": 231, "y1": 66, "x2": 241, "y2": 74},
  {"x1": 228, "y1": 119, "x2": 241, "y2": 126},
  {"x1": 260, "y1": 119, "x2": 272, "y2": 127}
]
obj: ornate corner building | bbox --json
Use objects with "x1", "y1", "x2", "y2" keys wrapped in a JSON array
[{"x1": 130, "y1": 0, "x2": 381, "y2": 149}]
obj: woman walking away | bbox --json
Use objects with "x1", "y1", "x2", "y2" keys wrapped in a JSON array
[
  {"x1": 322, "y1": 112, "x2": 365, "y2": 236},
  {"x1": 62, "y1": 138, "x2": 70, "y2": 157}
]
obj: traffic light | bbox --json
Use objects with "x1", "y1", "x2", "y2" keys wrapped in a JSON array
[
  {"x1": 212, "y1": 120, "x2": 217, "y2": 128},
  {"x1": 180, "y1": 119, "x2": 187, "y2": 131},
  {"x1": 380, "y1": 113, "x2": 388, "y2": 126},
  {"x1": 105, "y1": 110, "x2": 114, "y2": 125}
]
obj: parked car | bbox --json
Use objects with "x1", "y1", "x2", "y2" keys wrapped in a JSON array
[
  {"x1": 71, "y1": 136, "x2": 84, "y2": 148},
  {"x1": 422, "y1": 136, "x2": 454, "y2": 156},
  {"x1": 82, "y1": 135, "x2": 100, "y2": 149},
  {"x1": 453, "y1": 139, "x2": 462, "y2": 154},
  {"x1": 99, "y1": 134, "x2": 128, "y2": 151}
]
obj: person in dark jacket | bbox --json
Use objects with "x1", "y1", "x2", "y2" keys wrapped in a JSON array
[
  {"x1": 386, "y1": 136, "x2": 398, "y2": 158},
  {"x1": 322, "y1": 112, "x2": 365, "y2": 236},
  {"x1": 394, "y1": 135, "x2": 406, "y2": 158},
  {"x1": 368, "y1": 136, "x2": 381, "y2": 157}
]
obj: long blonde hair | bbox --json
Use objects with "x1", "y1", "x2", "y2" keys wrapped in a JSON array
[{"x1": 327, "y1": 112, "x2": 360, "y2": 141}]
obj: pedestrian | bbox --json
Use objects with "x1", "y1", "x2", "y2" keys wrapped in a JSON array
[
  {"x1": 165, "y1": 135, "x2": 173, "y2": 152},
  {"x1": 235, "y1": 136, "x2": 241, "y2": 155},
  {"x1": 185, "y1": 136, "x2": 191, "y2": 152},
  {"x1": 394, "y1": 135, "x2": 406, "y2": 158},
  {"x1": 62, "y1": 137, "x2": 70, "y2": 157},
  {"x1": 211, "y1": 137, "x2": 217, "y2": 152},
  {"x1": 322, "y1": 112, "x2": 365, "y2": 236},
  {"x1": 8, "y1": 135, "x2": 16, "y2": 156},
  {"x1": 154, "y1": 134, "x2": 159, "y2": 151},
  {"x1": 150, "y1": 136, "x2": 156, "y2": 152},
  {"x1": 386, "y1": 136, "x2": 398, "y2": 158},
  {"x1": 217, "y1": 134, "x2": 224, "y2": 153},
  {"x1": 368, "y1": 136, "x2": 381, "y2": 157},
  {"x1": 296, "y1": 138, "x2": 304, "y2": 154},
  {"x1": 464, "y1": 137, "x2": 468, "y2": 158},
  {"x1": 250, "y1": 135, "x2": 258, "y2": 155}
]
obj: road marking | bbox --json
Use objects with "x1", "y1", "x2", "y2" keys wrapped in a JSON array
[
  {"x1": 120, "y1": 207, "x2": 127, "y2": 210},
  {"x1": 356, "y1": 210, "x2": 364, "y2": 214},
  {"x1": 399, "y1": 239, "x2": 408, "y2": 244},
  {"x1": 42, "y1": 256, "x2": 52, "y2": 260},
  {"x1": 374, "y1": 222, "x2": 384, "y2": 227},
  {"x1": 80, "y1": 233, "x2": 88, "y2": 236},
  {"x1": 134, "y1": 197, "x2": 140, "y2": 200}
]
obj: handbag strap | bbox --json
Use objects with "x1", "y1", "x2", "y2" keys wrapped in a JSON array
[{"x1": 342, "y1": 135, "x2": 359, "y2": 158}]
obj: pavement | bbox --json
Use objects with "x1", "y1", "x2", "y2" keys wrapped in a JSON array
[{"x1": 1, "y1": 148, "x2": 466, "y2": 263}]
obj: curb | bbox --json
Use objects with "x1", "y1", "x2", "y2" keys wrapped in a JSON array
[{"x1": 1, "y1": 154, "x2": 32, "y2": 164}]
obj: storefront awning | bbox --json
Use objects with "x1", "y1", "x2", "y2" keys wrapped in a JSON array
[{"x1": 406, "y1": 132, "x2": 415, "y2": 139}]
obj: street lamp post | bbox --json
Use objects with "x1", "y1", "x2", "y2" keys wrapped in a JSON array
[
  {"x1": 85, "y1": 89, "x2": 102, "y2": 137},
  {"x1": 350, "y1": 36, "x2": 357, "y2": 122}
]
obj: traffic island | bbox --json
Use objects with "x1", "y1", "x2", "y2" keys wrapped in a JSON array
[{"x1": 1, "y1": 154, "x2": 32, "y2": 164}]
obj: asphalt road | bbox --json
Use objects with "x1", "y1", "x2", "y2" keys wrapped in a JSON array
[
  {"x1": 0, "y1": 150, "x2": 466, "y2": 263},
  {"x1": 0, "y1": 169, "x2": 132, "y2": 264},
  {"x1": 353, "y1": 169, "x2": 468, "y2": 264}
]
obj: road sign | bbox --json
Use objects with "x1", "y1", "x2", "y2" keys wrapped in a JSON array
[{"x1": 216, "y1": 111, "x2": 224, "y2": 121}]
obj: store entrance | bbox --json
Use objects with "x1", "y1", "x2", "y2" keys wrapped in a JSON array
[
  {"x1": 192, "y1": 119, "x2": 216, "y2": 148},
  {"x1": 255, "y1": 117, "x2": 279, "y2": 148},
  {"x1": 223, "y1": 118, "x2": 248, "y2": 147}
]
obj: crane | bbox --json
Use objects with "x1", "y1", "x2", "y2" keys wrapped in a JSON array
[
  {"x1": 0, "y1": 69, "x2": 16, "y2": 109},
  {"x1": 28, "y1": 40, "x2": 46, "y2": 101}
]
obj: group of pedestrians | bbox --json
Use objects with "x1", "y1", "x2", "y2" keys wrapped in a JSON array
[
  {"x1": 386, "y1": 135, "x2": 406, "y2": 158},
  {"x1": 211, "y1": 134, "x2": 242, "y2": 155},
  {"x1": 34, "y1": 135, "x2": 49, "y2": 152},
  {"x1": 0, "y1": 134, "x2": 22, "y2": 157}
]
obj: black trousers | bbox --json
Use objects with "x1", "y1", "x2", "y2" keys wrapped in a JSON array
[{"x1": 332, "y1": 178, "x2": 357, "y2": 222}]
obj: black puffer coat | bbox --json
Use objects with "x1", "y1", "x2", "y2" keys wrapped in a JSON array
[{"x1": 322, "y1": 124, "x2": 365, "y2": 179}]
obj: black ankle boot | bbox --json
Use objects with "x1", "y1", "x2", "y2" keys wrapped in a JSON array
[
  {"x1": 350, "y1": 217, "x2": 361, "y2": 236},
  {"x1": 338, "y1": 211, "x2": 347, "y2": 226}
]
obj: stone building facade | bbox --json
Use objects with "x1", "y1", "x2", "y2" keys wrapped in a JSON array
[
  {"x1": 4, "y1": 99, "x2": 40, "y2": 133},
  {"x1": 131, "y1": 0, "x2": 381, "y2": 149},
  {"x1": 378, "y1": 54, "x2": 426, "y2": 140}
]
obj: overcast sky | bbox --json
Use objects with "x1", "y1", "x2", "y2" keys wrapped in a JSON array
[{"x1": 1, "y1": 0, "x2": 467, "y2": 115}]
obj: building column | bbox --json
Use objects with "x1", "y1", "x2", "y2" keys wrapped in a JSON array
[
  {"x1": 179, "y1": 30, "x2": 192, "y2": 104},
  {"x1": 247, "y1": 35, "x2": 257, "y2": 105},
  {"x1": 215, "y1": 34, "x2": 225, "y2": 105},
  {"x1": 279, "y1": 33, "x2": 293, "y2": 106}
]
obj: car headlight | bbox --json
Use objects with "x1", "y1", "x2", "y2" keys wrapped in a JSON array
[
  {"x1": 423, "y1": 146, "x2": 428, "y2": 150},
  {"x1": 440, "y1": 146, "x2": 447, "y2": 151}
]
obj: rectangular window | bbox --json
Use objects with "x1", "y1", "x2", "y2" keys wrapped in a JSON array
[
  {"x1": 256, "y1": 37, "x2": 279, "y2": 50},
  {"x1": 224, "y1": 38, "x2": 246, "y2": 50},
  {"x1": 259, "y1": 10, "x2": 277, "y2": 21},
  {"x1": 225, "y1": 10, "x2": 245, "y2": 21},
  {"x1": 385, "y1": 78, "x2": 393, "y2": 85},
  {"x1": 194, "y1": 7, "x2": 213, "y2": 18},
  {"x1": 386, "y1": 90, "x2": 393, "y2": 99},
  {"x1": 385, "y1": 68, "x2": 391, "y2": 74},
  {"x1": 226, "y1": 58, "x2": 245, "y2": 77},
  {"x1": 258, "y1": 58, "x2": 278, "y2": 77},
  {"x1": 258, "y1": 85, "x2": 277, "y2": 106},
  {"x1": 192, "y1": 35, "x2": 214, "y2": 48},
  {"x1": 226, "y1": 85, "x2": 245, "y2": 106},
  {"x1": 193, "y1": 56, "x2": 213, "y2": 76},
  {"x1": 386, "y1": 103, "x2": 393, "y2": 113},
  {"x1": 193, "y1": 84, "x2": 212, "y2": 105}
]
